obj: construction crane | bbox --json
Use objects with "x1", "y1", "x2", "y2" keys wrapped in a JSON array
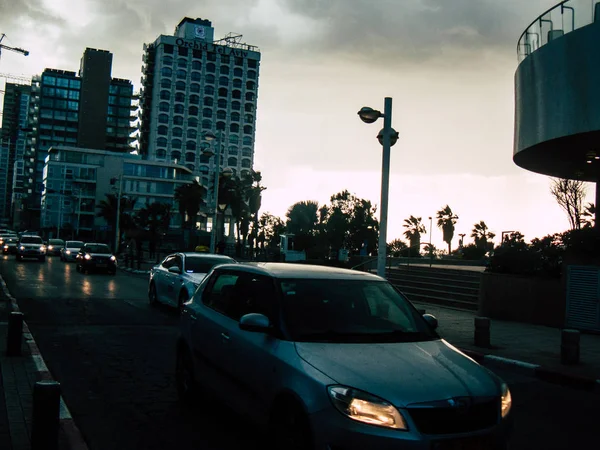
[{"x1": 0, "y1": 33, "x2": 29, "y2": 61}]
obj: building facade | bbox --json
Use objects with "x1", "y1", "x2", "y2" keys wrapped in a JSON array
[
  {"x1": 139, "y1": 17, "x2": 260, "y2": 195},
  {"x1": 41, "y1": 145, "x2": 195, "y2": 240},
  {"x1": 0, "y1": 83, "x2": 31, "y2": 226},
  {"x1": 22, "y1": 48, "x2": 137, "y2": 229}
]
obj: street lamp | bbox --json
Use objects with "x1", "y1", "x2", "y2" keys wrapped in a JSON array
[
  {"x1": 428, "y1": 216, "x2": 433, "y2": 267},
  {"x1": 203, "y1": 131, "x2": 233, "y2": 253},
  {"x1": 111, "y1": 175, "x2": 124, "y2": 253},
  {"x1": 357, "y1": 98, "x2": 399, "y2": 278}
]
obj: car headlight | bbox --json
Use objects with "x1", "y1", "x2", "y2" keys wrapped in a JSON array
[
  {"x1": 84, "y1": 254, "x2": 91, "y2": 260},
  {"x1": 19, "y1": 246, "x2": 24, "y2": 251},
  {"x1": 48, "y1": 245, "x2": 53, "y2": 250},
  {"x1": 501, "y1": 383, "x2": 512, "y2": 418},
  {"x1": 110, "y1": 255, "x2": 116, "y2": 261},
  {"x1": 328, "y1": 386, "x2": 407, "y2": 430},
  {"x1": 66, "y1": 250, "x2": 71, "y2": 254},
  {"x1": 40, "y1": 246, "x2": 46, "y2": 252},
  {"x1": 3, "y1": 245, "x2": 7, "y2": 250}
]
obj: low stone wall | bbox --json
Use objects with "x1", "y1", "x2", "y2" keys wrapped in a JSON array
[{"x1": 478, "y1": 272, "x2": 565, "y2": 328}]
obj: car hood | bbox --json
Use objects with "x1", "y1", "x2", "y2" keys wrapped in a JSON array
[
  {"x1": 89, "y1": 253, "x2": 113, "y2": 258},
  {"x1": 295, "y1": 339, "x2": 499, "y2": 407}
]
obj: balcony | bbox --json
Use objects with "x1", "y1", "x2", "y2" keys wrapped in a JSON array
[{"x1": 518, "y1": 0, "x2": 600, "y2": 63}]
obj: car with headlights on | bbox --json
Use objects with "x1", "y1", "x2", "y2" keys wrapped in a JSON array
[
  {"x1": 16, "y1": 235, "x2": 46, "y2": 262},
  {"x1": 2, "y1": 237, "x2": 18, "y2": 255},
  {"x1": 149, "y1": 252, "x2": 235, "y2": 311},
  {"x1": 61, "y1": 240, "x2": 84, "y2": 262},
  {"x1": 46, "y1": 238, "x2": 65, "y2": 256},
  {"x1": 76, "y1": 243, "x2": 117, "y2": 274},
  {"x1": 176, "y1": 263, "x2": 512, "y2": 450}
]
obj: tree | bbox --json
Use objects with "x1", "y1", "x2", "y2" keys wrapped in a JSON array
[
  {"x1": 135, "y1": 202, "x2": 171, "y2": 256},
  {"x1": 550, "y1": 178, "x2": 587, "y2": 230},
  {"x1": 96, "y1": 193, "x2": 137, "y2": 249},
  {"x1": 387, "y1": 239, "x2": 408, "y2": 257},
  {"x1": 257, "y1": 212, "x2": 285, "y2": 251},
  {"x1": 403, "y1": 215, "x2": 426, "y2": 256},
  {"x1": 582, "y1": 202, "x2": 596, "y2": 228},
  {"x1": 174, "y1": 180, "x2": 206, "y2": 230},
  {"x1": 471, "y1": 221, "x2": 495, "y2": 250},
  {"x1": 436, "y1": 205, "x2": 458, "y2": 254}
]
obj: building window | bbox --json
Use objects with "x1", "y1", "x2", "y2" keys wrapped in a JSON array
[
  {"x1": 202, "y1": 120, "x2": 212, "y2": 129},
  {"x1": 204, "y1": 86, "x2": 214, "y2": 95},
  {"x1": 160, "y1": 90, "x2": 170, "y2": 100},
  {"x1": 233, "y1": 79, "x2": 242, "y2": 88},
  {"x1": 173, "y1": 127, "x2": 183, "y2": 137},
  {"x1": 229, "y1": 146, "x2": 238, "y2": 154},
  {"x1": 163, "y1": 44, "x2": 174, "y2": 54},
  {"x1": 234, "y1": 67, "x2": 243, "y2": 77},
  {"x1": 242, "y1": 147, "x2": 252, "y2": 157},
  {"x1": 159, "y1": 102, "x2": 169, "y2": 112},
  {"x1": 241, "y1": 159, "x2": 251, "y2": 168},
  {"x1": 172, "y1": 139, "x2": 182, "y2": 149},
  {"x1": 203, "y1": 108, "x2": 212, "y2": 118},
  {"x1": 219, "y1": 76, "x2": 229, "y2": 87},
  {"x1": 174, "y1": 104, "x2": 184, "y2": 114},
  {"x1": 248, "y1": 70, "x2": 257, "y2": 79},
  {"x1": 158, "y1": 113, "x2": 169, "y2": 124},
  {"x1": 217, "y1": 121, "x2": 226, "y2": 131},
  {"x1": 246, "y1": 81, "x2": 256, "y2": 90},
  {"x1": 245, "y1": 92, "x2": 255, "y2": 101},
  {"x1": 221, "y1": 55, "x2": 230, "y2": 64},
  {"x1": 175, "y1": 92, "x2": 185, "y2": 103},
  {"x1": 217, "y1": 110, "x2": 226, "y2": 120},
  {"x1": 193, "y1": 49, "x2": 202, "y2": 59},
  {"x1": 234, "y1": 57, "x2": 243, "y2": 66},
  {"x1": 162, "y1": 56, "x2": 173, "y2": 65},
  {"x1": 229, "y1": 135, "x2": 239, "y2": 144},
  {"x1": 218, "y1": 88, "x2": 228, "y2": 98},
  {"x1": 190, "y1": 83, "x2": 200, "y2": 93},
  {"x1": 161, "y1": 79, "x2": 171, "y2": 88},
  {"x1": 206, "y1": 74, "x2": 215, "y2": 84},
  {"x1": 189, "y1": 106, "x2": 199, "y2": 116},
  {"x1": 157, "y1": 137, "x2": 168, "y2": 147},
  {"x1": 207, "y1": 63, "x2": 216, "y2": 73},
  {"x1": 243, "y1": 136, "x2": 252, "y2": 145},
  {"x1": 186, "y1": 141, "x2": 196, "y2": 151},
  {"x1": 158, "y1": 126, "x2": 168, "y2": 135},
  {"x1": 178, "y1": 58, "x2": 187, "y2": 68},
  {"x1": 176, "y1": 69, "x2": 187, "y2": 79},
  {"x1": 156, "y1": 149, "x2": 167, "y2": 159},
  {"x1": 177, "y1": 47, "x2": 188, "y2": 57},
  {"x1": 173, "y1": 116, "x2": 184, "y2": 125},
  {"x1": 187, "y1": 129, "x2": 197, "y2": 139},
  {"x1": 215, "y1": 99, "x2": 225, "y2": 109},
  {"x1": 176, "y1": 81, "x2": 186, "y2": 91},
  {"x1": 228, "y1": 157, "x2": 237, "y2": 166},
  {"x1": 171, "y1": 151, "x2": 182, "y2": 161},
  {"x1": 204, "y1": 97, "x2": 214, "y2": 106},
  {"x1": 188, "y1": 117, "x2": 198, "y2": 128},
  {"x1": 185, "y1": 150, "x2": 195, "y2": 161},
  {"x1": 161, "y1": 67, "x2": 172, "y2": 77},
  {"x1": 248, "y1": 59, "x2": 257, "y2": 68},
  {"x1": 230, "y1": 123, "x2": 240, "y2": 132},
  {"x1": 207, "y1": 52, "x2": 217, "y2": 62},
  {"x1": 232, "y1": 101, "x2": 241, "y2": 111},
  {"x1": 244, "y1": 113, "x2": 253, "y2": 123},
  {"x1": 191, "y1": 72, "x2": 201, "y2": 82},
  {"x1": 189, "y1": 94, "x2": 200, "y2": 105},
  {"x1": 244, "y1": 125, "x2": 253, "y2": 134},
  {"x1": 245, "y1": 103, "x2": 254, "y2": 112},
  {"x1": 192, "y1": 60, "x2": 202, "y2": 70},
  {"x1": 185, "y1": 163, "x2": 195, "y2": 171},
  {"x1": 220, "y1": 65, "x2": 229, "y2": 75},
  {"x1": 232, "y1": 90, "x2": 241, "y2": 99},
  {"x1": 231, "y1": 112, "x2": 241, "y2": 122}
]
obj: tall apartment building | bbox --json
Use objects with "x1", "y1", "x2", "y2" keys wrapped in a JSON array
[
  {"x1": 139, "y1": 17, "x2": 260, "y2": 191},
  {"x1": 0, "y1": 82, "x2": 31, "y2": 226},
  {"x1": 22, "y1": 48, "x2": 137, "y2": 228}
]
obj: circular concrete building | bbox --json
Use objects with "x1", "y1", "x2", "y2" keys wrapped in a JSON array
[{"x1": 514, "y1": 1, "x2": 600, "y2": 182}]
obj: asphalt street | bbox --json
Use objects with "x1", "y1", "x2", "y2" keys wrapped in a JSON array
[{"x1": 1, "y1": 254, "x2": 599, "y2": 450}]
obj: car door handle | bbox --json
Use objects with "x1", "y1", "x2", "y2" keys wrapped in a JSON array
[{"x1": 221, "y1": 332, "x2": 230, "y2": 341}]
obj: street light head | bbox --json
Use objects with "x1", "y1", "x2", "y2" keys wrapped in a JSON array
[
  {"x1": 204, "y1": 131, "x2": 217, "y2": 141},
  {"x1": 202, "y1": 148, "x2": 215, "y2": 158},
  {"x1": 217, "y1": 203, "x2": 228, "y2": 212},
  {"x1": 222, "y1": 167, "x2": 234, "y2": 178},
  {"x1": 377, "y1": 128, "x2": 399, "y2": 146},
  {"x1": 357, "y1": 106, "x2": 382, "y2": 124}
]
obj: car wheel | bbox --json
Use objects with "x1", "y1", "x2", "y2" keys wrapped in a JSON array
[
  {"x1": 148, "y1": 283, "x2": 158, "y2": 306},
  {"x1": 178, "y1": 290, "x2": 188, "y2": 313},
  {"x1": 175, "y1": 345, "x2": 198, "y2": 406},
  {"x1": 269, "y1": 400, "x2": 314, "y2": 450}
]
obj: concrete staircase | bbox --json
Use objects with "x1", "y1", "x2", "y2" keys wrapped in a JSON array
[{"x1": 386, "y1": 265, "x2": 482, "y2": 311}]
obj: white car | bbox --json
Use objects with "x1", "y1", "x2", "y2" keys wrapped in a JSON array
[{"x1": 148, "y1": 252, "x2": 235, "y2": 311}]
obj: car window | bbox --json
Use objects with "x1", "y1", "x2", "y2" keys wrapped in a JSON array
[
  {"x1": 20, "y1": 236, "x2": 43, "y2": 244},
  {"x1": 184, "y1": 256, "x2": 231, "y2": 273},
  {"x1": 174, "y1": 255, "x2": 183, "y2": 269},
  {"x1": 202, "y1": 272, "x2": 240, "y2": 317},
  {"x1": 85, "y1": 244, "x2": 111, "y2": 253},
  {"x1": 162, "y1": 255, "x2": 176, "y2": 269},
  {"x1": 228, "y1": 273, "x2": 277, "y2": 321}
]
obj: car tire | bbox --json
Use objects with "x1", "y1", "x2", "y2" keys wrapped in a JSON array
[
  {"x1": 148, "y1": 283, "x2": 158, "y2": 306},
  {"x1": 269, "y1": 400, "x2": 314, "y2": 450},
  {"x1": 178, "y1": 290, "x2": 188, "y2": 313},
  {"x1": 175, "y1": 345, "x2": 199, "y2": 407}
]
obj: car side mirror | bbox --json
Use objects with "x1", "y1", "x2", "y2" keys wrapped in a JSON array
[
  {"x1": 168, "y1": 266, "x2": 182, "y2": 274},
  {"x1": 422, "y1": 313, "x2": 438, "y2": 330},
  {"x1": 239, "y1": 313, "x2": 271, "y2": 333}
]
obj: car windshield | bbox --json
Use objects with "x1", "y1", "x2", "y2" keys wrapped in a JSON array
[
  {"x1": 66, "y1": 241, "x2": 84, "y2": 248},
  {"x1": 85, "y1": 244, "x2": 111, "y2": 254},
  {"x1": 20, "y1": 236, "x2": 43, "y2": 244},
  {"x1": 279, "y1": 279, "x2": 438, "y2": 343},
  {"x1": 184, "y1": 256, "x2": 230, "y2": 273},
  {"x1": 49, "y1": 239, "x2": 64, "y2": 245}
]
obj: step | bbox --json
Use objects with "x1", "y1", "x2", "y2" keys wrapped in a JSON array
[
  {"x1": 402, "y1": 292, "x2": 479, "y2": 311},
  {"x1": 386, "y1": 272, "x2": 481, "y2": 289},
  {"x1": 395, "y1": 284, "x2": 479, "y2": 304},
  {"x1": 393, "y1": 279, "x2": 479, "y2": 297}
]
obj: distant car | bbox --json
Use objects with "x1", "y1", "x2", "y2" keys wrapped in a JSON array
[
  {"x1": 2, "y1": 237, "x2": 18, "y2": 255},
  {"x1": 46, "y1": 239, "x2": 65, "y2": 256},
  {"x1": 149, "y1": 252, "x2": 235, "y2": 311},
  {"x1": 76, "y1": 243, "x2": 117, "y2": 274},
  {"x1": 16, "y1": 235, "x2": 46, "y2": 262},
  {"x1": 61, "y1": 240, "x2": 85, "y2": 262},
  {"x1": 176, "y1": 263, "x2": 512, "y2": 449}
]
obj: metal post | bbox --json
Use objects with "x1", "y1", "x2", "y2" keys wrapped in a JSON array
[
  {"x1": 76, "y1": 189, "x2": 82, "y2": 238},
  {"x1": 210, "y1": 132, "x2": 222, "y2": 254},
  {"x1": 429, "y1": 216, "x2": 433, "y2": 267},
  {"x1": 6, "y1": 311, "x2": 24, "y2": 356},
  {"x1": 31, "y1": 380, "x2": 61, "y2": 450},
  {"x1": 377, "y1": 97, "x2": 392, "y2": 278},
  {"x1": 114, "y1": 175, "x2": 123, "y2": 253}
]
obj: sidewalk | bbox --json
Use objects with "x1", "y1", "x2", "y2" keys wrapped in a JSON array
[{"x1": 414, "y1": 301, "x2": 600, "y2": 388}]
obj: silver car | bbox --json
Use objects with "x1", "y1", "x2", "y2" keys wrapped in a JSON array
[
  {"x1": 177, "y1": 263, "x2": 512, "y2": 450},
  {"x1": 61, "y1": 240, "x2": 85, "y2": 262},
  {"x1": 149, "y1": 252, "x2": 235, "y2": 311}
]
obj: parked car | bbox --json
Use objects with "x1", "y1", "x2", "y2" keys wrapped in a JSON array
[
  {"x1": 176, "y1": 263, "x2": 512, "y2": 449},
  {"x1": 2, "y1": 237, "x2": 18, "y2": 255},
  {"x1": 61, "y1": 240, "x2": 84, "y2": 262},
  {"x1": 149, "y1": 252, "x2": 235, "y2": 311},
  {"x1": 76, "y1": 243, "x2": 117, "y2": 274},
  {"x1": 16, "y1": 235, "x2": 46, "y2": 262},
  {"x1": 46, "y1": 239, "x2": 65, "y2": 256}
]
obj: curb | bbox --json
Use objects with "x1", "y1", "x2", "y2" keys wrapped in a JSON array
[
  {"x1": 0, "y1": 276, "x2": 89, "y2": 450},
  {"x1": 117, "y1": 266, "x2": 150, "y2": 275},
  {"x1": 460, "y1": 348, "x2": 600, "y2": 392}
]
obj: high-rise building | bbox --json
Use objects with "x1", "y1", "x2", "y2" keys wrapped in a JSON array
[
  {"x1": 139, "y1": 17, "x2": 260, "y2": 191},
  {"x1": 22, "y1": 48, "x2": 137, "y2": 228},
  {"x1": 0, "y1": 82, "x2": 31, "y2": 226}
]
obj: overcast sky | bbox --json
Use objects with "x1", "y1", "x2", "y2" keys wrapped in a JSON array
[{"x1": 1, "y1": 0, "x2": 590, "y2": 248}]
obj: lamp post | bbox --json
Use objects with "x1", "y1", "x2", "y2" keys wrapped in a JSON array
[
  {"x1": 428, "y1": 216, "x2": 433, "y2": 267},
  {"x1": 112, "y1": 175, "x2": 123, "y2": 253},
  {"x1": 357, "y1": 99, "x2": 399, "y2": 278},
  {"x1": 203, "y1": 131, "x2": 233, "y2": 254}
]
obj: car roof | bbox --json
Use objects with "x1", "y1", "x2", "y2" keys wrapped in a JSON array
[{"x1": 214, "y1": 262, "x2": 383, "y2": 280}]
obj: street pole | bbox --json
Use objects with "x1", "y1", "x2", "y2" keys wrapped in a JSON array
[
  {"x1": 76, "y1": 189, "x2": 82, "y2": 238},
  {"x1": 377, "y1": 97, "x2": 392, "y2": 278},
  {"x1": 429, "y1": 216, "x2": 433, "y2": 268},
  {"x1": 210, "y1": 132, "x2": 222, "y2": 254},
  {"x1": 56, "y1": 171, "x2": 66, "y2": 240},
  {"x1": 114, "y1": 175, "x2": 123, "y2": 253}
]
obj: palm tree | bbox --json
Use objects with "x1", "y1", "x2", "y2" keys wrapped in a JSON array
[
  {"x1": 403, "y1": 215, "x2": 426, "y2": 255},
  {"x1": 245, "y1": 171, "x2": 266, "y2": 257},
  {"x1": 96, "y1": 193, "x2": 137, "y2": 250},
  {"x1": 174, "y1": 180, "x2": 206, "y2": 230},
  {"x1": 582, "y1": 202, "x2": 596, "y2": 228},
  {"x1": 471, "y1": 221, "x2": 496, "y2": 250},
  {"x1": 436, "y1": 205, "x2": 458, "y2": 254},
  {"x1": 135, "y1": 202, "x2": 171, "y2": 257}
]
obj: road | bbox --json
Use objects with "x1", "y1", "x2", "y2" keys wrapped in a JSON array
[{"x1": 1, "y1": 255, "x2": 599, "y2": 450}]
